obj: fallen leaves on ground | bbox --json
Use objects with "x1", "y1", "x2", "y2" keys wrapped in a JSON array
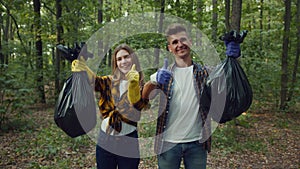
[{"x1": 0, "y1": 104, "x2": 299, "y2": 169}]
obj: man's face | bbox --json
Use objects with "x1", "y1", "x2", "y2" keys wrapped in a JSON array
[{"x1": 167, "y1": 31, "x2": 192, "y2": 59}]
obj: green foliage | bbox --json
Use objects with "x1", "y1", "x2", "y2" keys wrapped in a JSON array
[
  {"x1": 241, "y1": 29, "x2": 283, "y2": 110},
  {"x1": 0, "y1": 63, "x2": 34, "y2": 130},
  {"x1": 121, "y1": 33, "x2": 167, "y2": 50},
  {"x1": 0, "y1": 0, "x2": 299, "y2": 122},
  {"x1": 1, "y1": 1, "x2": 299, "y2": 168}
]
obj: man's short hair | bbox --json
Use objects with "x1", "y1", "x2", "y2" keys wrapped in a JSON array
[{"x1": 165, "y1": 23, "x2": 188, "y2": 37}]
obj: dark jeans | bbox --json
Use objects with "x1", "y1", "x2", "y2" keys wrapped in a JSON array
[
  {"x1": 158, "y1": 141, "x2": 207, "y2": 169},
  {"x1": 96, "y1": 130, "x2": 140, "y2": 169}
]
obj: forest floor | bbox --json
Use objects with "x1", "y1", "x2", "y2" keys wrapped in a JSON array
[{"x1": 0, "y1": 103, "x2": 299, "y2": 169}]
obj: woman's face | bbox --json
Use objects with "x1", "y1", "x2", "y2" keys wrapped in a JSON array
[{"x1": 116, "y1": 49, "x2": 133, "y2": 74}]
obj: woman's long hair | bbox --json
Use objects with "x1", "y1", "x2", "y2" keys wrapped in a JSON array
[{"x1": 111, "y1": 44, "x2": 144, "y2": 85}]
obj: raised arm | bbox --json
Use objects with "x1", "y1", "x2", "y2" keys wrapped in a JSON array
[{"x1": 71, "y1": 56, "x2": 95, "y2": 83}]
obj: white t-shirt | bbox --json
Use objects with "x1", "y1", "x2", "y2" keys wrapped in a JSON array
[
  {"x1": 152, "y1": 66, "x2": 202, "y2": 143},
  {"x1": 101, "y1": 80, "x2": 136, "y2": 136}
]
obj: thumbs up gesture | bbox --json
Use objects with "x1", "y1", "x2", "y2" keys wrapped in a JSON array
[
  {"x1": 126, "y1": 64, "x2": 139, "y2": 84},
  {"x1": 126, "y1": 64, "x2": 141, "y2": 104},
  {"x1": 156, "y1": 58, "x2": 172, "y2": 85}
]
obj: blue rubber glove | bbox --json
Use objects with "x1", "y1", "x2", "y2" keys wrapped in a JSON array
[
  {"x1": 220, "y1": 30, "x2": 248, "y2": 58},
  {"x1": 225, "y1": 41, "x2": 240, "y2": 58},
  {"x1": 156, "y1": 58, "x2": 172, "y2": 85}
]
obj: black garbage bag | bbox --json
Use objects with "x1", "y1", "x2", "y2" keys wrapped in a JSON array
[
  {"x1": 201, "y1": 57, "x2": 253, "y2": 123},
  {"x1": 54, "y1": 72, "x2": 97, "y2": 138}
]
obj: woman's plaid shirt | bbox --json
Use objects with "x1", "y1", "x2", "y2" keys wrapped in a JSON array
[{"x1": 94, "y1": 75, "x2": 144, "y2": 134}]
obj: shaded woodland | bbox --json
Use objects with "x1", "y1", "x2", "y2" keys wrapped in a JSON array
[{"x1": 0, "y1": 0, "x2": 299, "y2": 168}]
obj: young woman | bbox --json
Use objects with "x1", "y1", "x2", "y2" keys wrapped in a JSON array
[{"x1": 72, "y1": 44, "x2": 146, "y2": 169}]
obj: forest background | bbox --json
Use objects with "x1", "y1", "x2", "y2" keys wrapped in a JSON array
[{"x1": 0, "y1": 0, "x2": 299, "y2": 168}]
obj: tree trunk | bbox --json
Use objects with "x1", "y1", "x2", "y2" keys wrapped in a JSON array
[
  {"x1": 154, "y1": 0, "x2": 165, "y2": 68},
  {"x1": 231, "y1": 0, "x2": 242, "y2": 32},
  {"x1": 196, "y1": 0, "x2": 203, "y2": 29},
  {"x1": 225, "y1": 0, "x2": 231, "y2": 31},
  {"x1": 33, "y1": 0, "x2": 46, "y2": 103},
  {"x1": 140, "y1": 0, "x2": 144, "y2": 12},
  {"x1": 187, "y1": 0, "x2": 194, "y2": 19},
  {"x1": 266, "y1": 3, "x2": 271, "y2": 49},
  {"x1": 127, "y1": 0, "x2": 131, "y2": 15},
  {"x1": 280, "y1": 0, "x2": 291, "y2": 110},
  {"x1": 175, "y1": 0, "x2": 181, "y2": 16},
  {"x1": 98, "y1": 0, "x2": 103, "y2": 24},
  {"x1": 4, "y1": 8, "x2": 9, "y2": 65},
  {"x1": 287, "y1": 0, "x2": 300, "y2": 102},
  {"x1": 196, "y1": 0, "x2": 203, "y2": 46},
  {"x1": 246, "y1": 2, "x2": 251, "y2": 31},
  {"x1": 259, "y1": 0, "x2": 263, "y2": 52},
  {"x1": 0, "y1": 11, "x2": 3, "y2": 66},
  {"x1": 98, "y1": 0, "x2": 104, "y2": 65},
  {"x1": 104, "y1": 0, "x2": 112, "y2": 67},
  {"x1": 55, "y1": 0, "x2": 63, "y2": 95},
  {"x1": 212, "y1": 0, "x2": 218, "y2": 42}
]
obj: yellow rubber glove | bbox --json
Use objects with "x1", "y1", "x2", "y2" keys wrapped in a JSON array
[
  {"x1": 71, "y1": 56, "x2": 95, "y2": 82},
  {"x1": 126, "y1": 64, "x2": 141, "y2": 104}
]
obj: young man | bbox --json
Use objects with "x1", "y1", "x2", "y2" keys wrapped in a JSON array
[
  {"x1": 129, "y1": 23, "x2": 242, "y2": 169},
  {"x1": 151, "y1": 23, "x2": 210, "y2": 169}
]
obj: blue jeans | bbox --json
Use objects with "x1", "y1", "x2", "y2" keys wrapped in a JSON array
[
  {"x1": 96, "y1": 130, "x2": 140, "y2": 169},
  {"x1": 158, "y1": 141, "x2": 207, "y2": 169}
]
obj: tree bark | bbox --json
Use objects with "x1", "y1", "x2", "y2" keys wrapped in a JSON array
[
  {"x1": 287, "y1": 0, "x2": 300, "y2": 102},
  {"x1": 0, "y1": 10, "x2": 3, "y2": 66},
  {"x1": 225, "y1": 0, "x2": 231, "y2": 31},
  {"x1": 246, "y1": 2, "x2": 251, "y2": 31},
  {"x1": 259, "y1": 0, "x2": 263, "y2": 52},
  {"x1": 196, "y1": 0, "x2": 203, "y2": 46},
  {"x1": 231, "y1": 0, "x2": 242, "y2": 32},
  {"x1": 196, "y1": 0, "x2": 203, "y2": 29},
  {"x1": 280, "y1": 0, "x2": 291, "y2": 110},
  {"x1": 33, "y1": 0, "x2": 46, "y2": 103},
  {"x1": 104, "y1": 0, "x2": 111, "y2": 67},
  {"x1": 55, "y1": 0, "x2": 63, "y2": 95},
  {"x1": 212, "y1": 0, "x2": 218, "y2": 42},
  {"x1": 97, "y1": 0, "x2": 104, "y2": 65},
  {"x1": 4, "y1": 7, "x2": 9, "y2": 65},
  {"x1": 98, "y1": 0, "x2": 103, "y2": 24},
  {"x1": 154, "y1": 0, "x2": 165, "y2": 67}
]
